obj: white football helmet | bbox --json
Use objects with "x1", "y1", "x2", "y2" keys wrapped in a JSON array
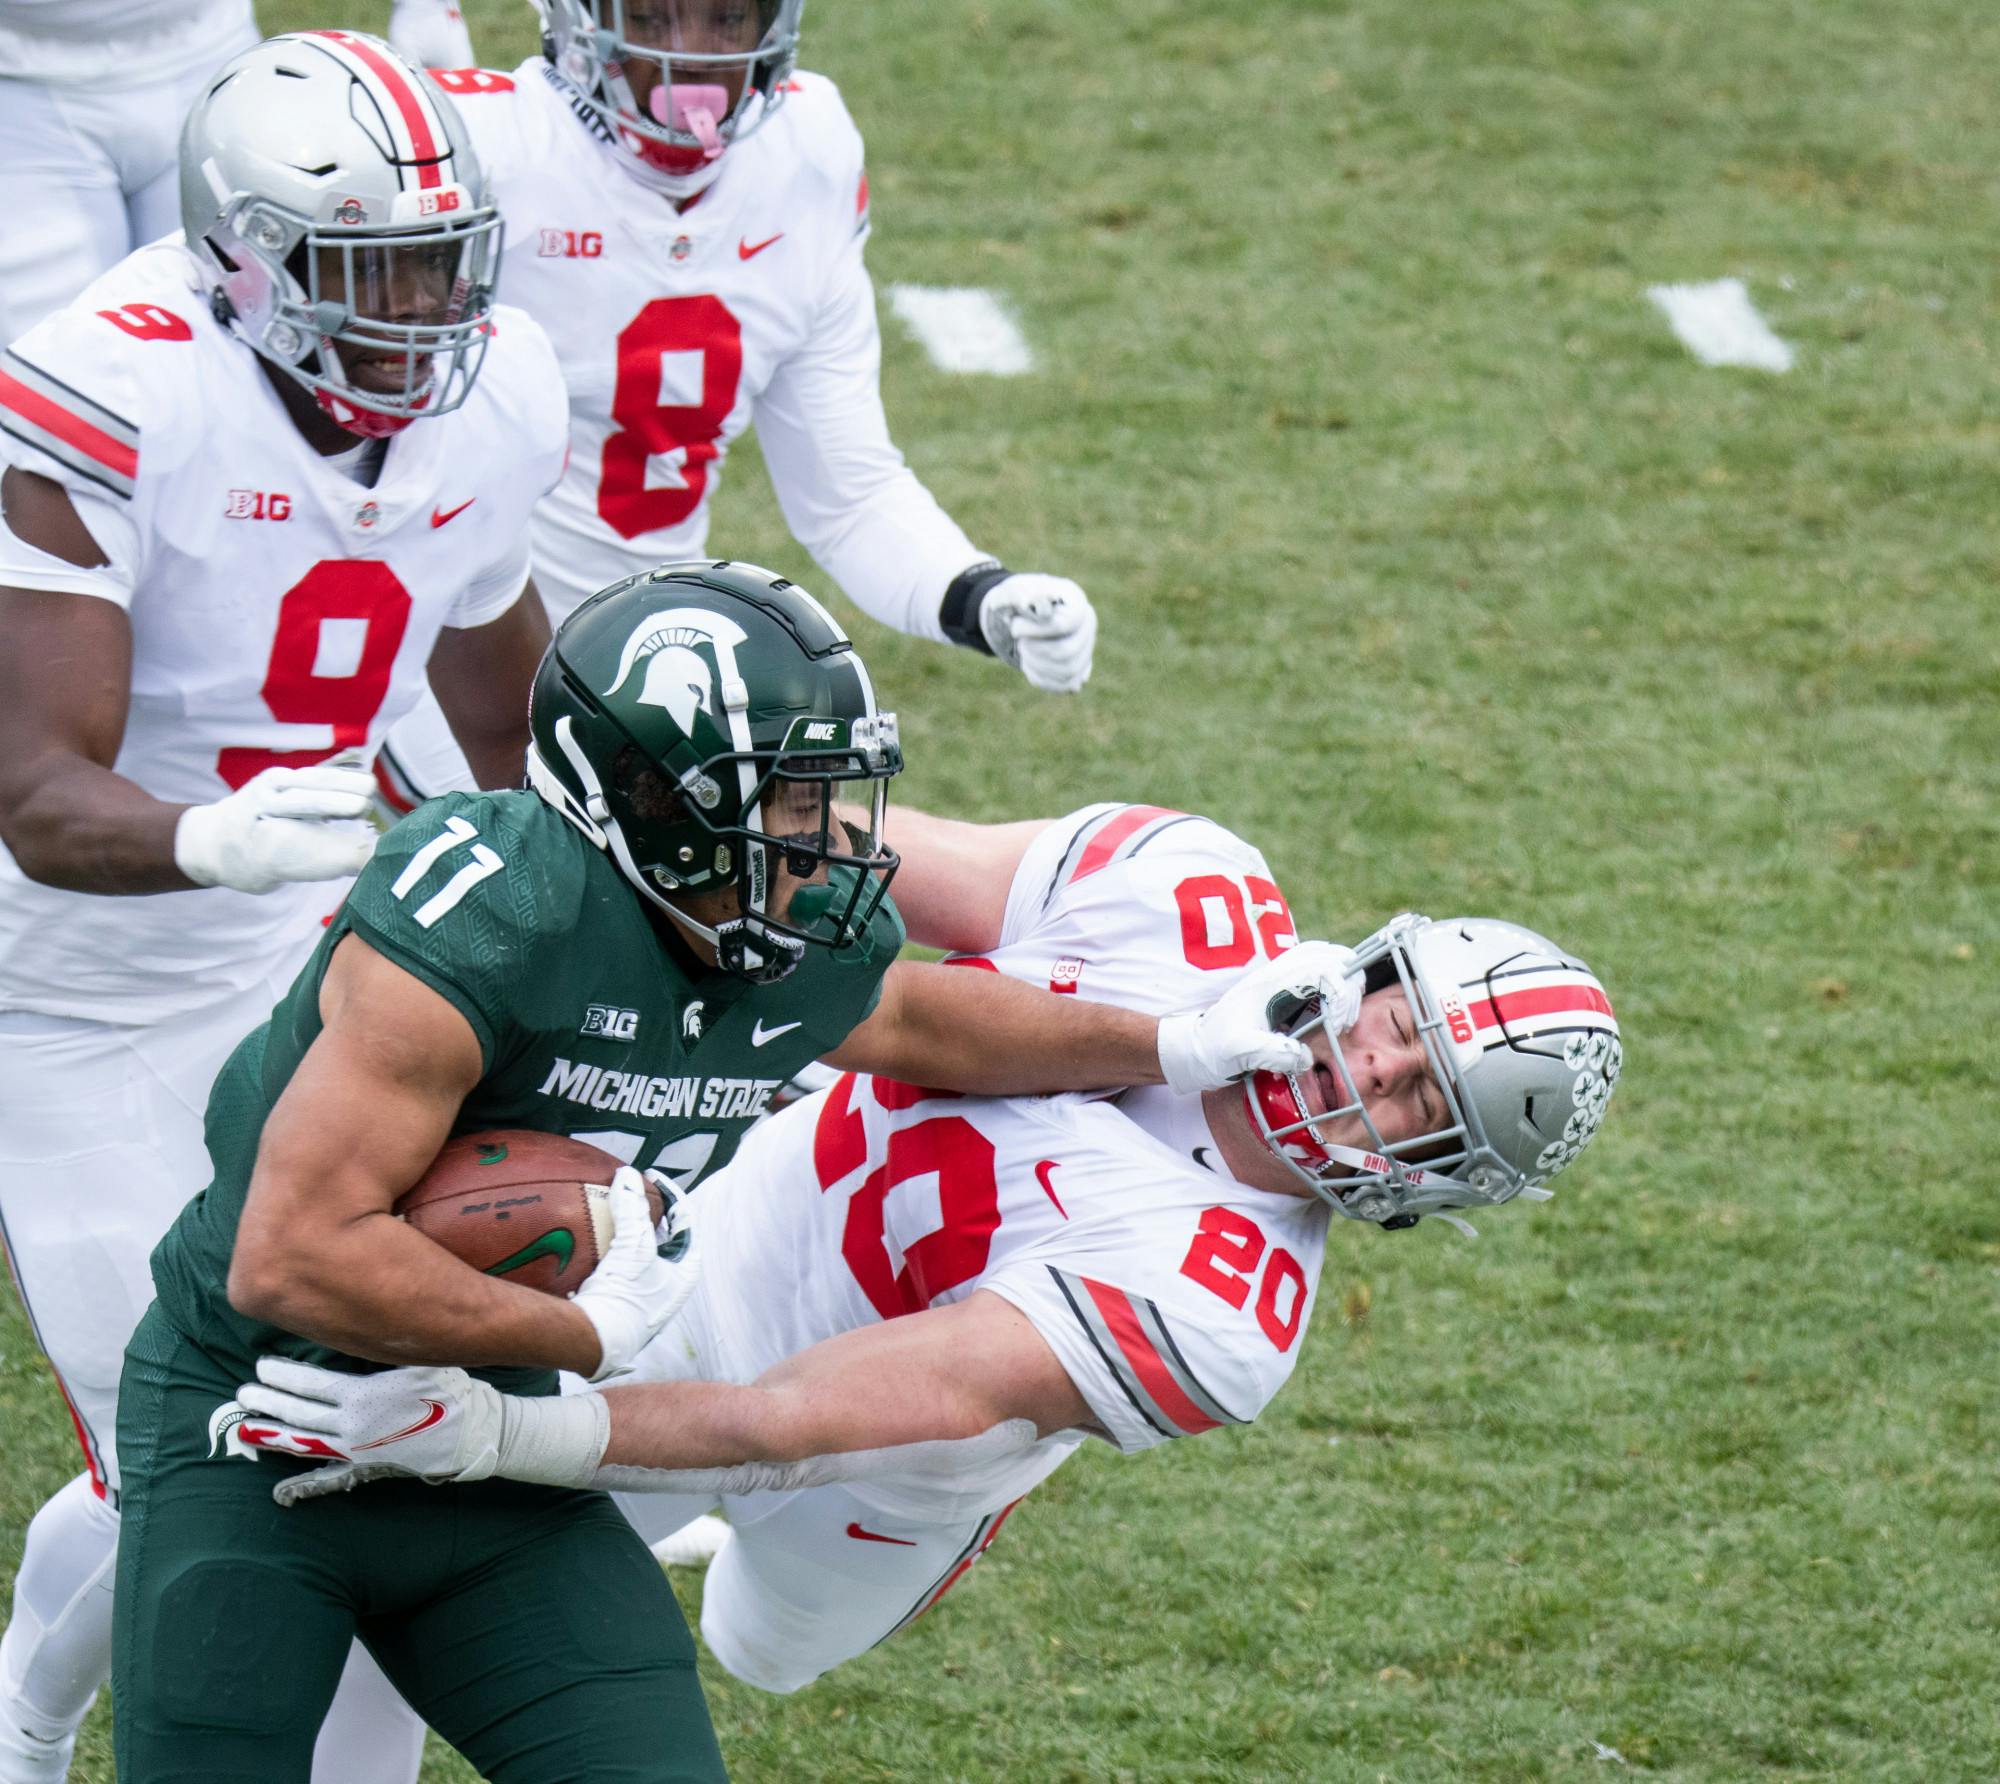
[
  {"x1": 180, "y1": 31, "x2": 503, "y2": 438},
  {"x1": 1245, "y1": 914, "x2": 1622, "y2": 1227},
  {"x1": 536, "y1": 0, "x2": 804, "y2": 198}
]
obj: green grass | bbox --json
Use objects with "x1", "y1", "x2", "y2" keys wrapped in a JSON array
[{"x1": 7, "y1": 0, "x2": 1998, "y2": 1777}]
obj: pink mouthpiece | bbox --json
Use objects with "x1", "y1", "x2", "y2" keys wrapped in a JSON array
[{"x1": 649, "y1": 82, "x2": 729, "y2": 157}]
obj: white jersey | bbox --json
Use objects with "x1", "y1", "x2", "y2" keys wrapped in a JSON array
[
  {"x1": 685, "y1": 804, "x2": 1328, "y2": 1522},
  {"x1": 0, "y1": 0, "x2": 252, "y2": 87},
  {"x1": 0, "y1": 241, "x2": 569, "y2": 1022},
  {"x1": 436, "y1": 62, "x2": 986, "y2": 633}
]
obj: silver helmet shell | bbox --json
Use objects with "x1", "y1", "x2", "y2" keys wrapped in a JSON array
[
  {"x1": 179, "y1": 31, "x2": 503, "y2": 437},
  {"x1": 535, "y1": 0, "x2": 804, "y2": 199},
  {"x1": 1246, "y1": 914, "x2": 1622, "y2": 1225}
]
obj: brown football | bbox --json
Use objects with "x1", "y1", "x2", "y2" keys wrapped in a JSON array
[{"x1": 393, "y1": 1130, "x2": 661, "y2": 1299}]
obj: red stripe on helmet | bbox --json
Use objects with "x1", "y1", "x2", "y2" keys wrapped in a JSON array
[
  {"x1": 1070, "y1": 805, "x2": 1179, "y2": 884},
  {"x1": 0, "y1": 368, "x2": 137, "y2": 481},
  {"x1": 311, "y1": 30, "x2": 447, "y2": 188},
  {"x1": 1080, "y1": 1277, "x2": 1219, "y2": 1435},
  {"x1": 1466, "y1": 981, "x2": 1614, "y2": 1033}
]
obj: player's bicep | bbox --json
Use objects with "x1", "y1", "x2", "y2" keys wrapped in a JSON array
[
  {"x1": 868, "y1": 805, "x2": 1052, "y2": 954},
  {"x1": 248, "y1": 933, "x2": 484, "y2": 1233},
  {"x1": 746, "y1": 1290, "x2": 1095, "y2": 1457},
  {"x1": 0, "y1": 582, "x2": 132, "y2": 775}
]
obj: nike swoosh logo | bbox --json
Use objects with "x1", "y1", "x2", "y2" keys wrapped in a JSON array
[
  {"x1": 1193, "y1": 1146, "x2": 1216, "y2": 1173},
  {"x1": 485, "y1": 1228, "x2": 575, "y2": 1278},
  {"x1": 738, "y1": 232, "x2": 784, "y2": 260},
  {"x1": 1034, "y1": 1159, "x2": 1069, "y2": 1219},
  {"x1": 430, "y1": 497, "x2": 476, "y2": 527},
  {"x1": 751, "y1": 1018, "x2": 803, "y2": 1047},
  {"x1": 355, "y1": 1400, "x2": 448, "y2": 1451},
  {"x1": 846, "y1": 1521, "x2": 917, "y2": 1546}
]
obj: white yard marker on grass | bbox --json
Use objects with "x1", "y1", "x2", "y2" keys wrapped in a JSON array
[
  {"x1": 1646, "y1": 277, "x2": 1794, "y2": 372},
  {"x1": 887, "y1": 284, "x2": 1034, "y2": 375}
]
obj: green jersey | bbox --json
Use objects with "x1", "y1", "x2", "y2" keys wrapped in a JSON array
[{"x1": 149, "y1": 790, "x2": 903, "y2": 1390}]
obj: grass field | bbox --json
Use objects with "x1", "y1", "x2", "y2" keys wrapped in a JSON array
[{"x1": 6, "y1": 0, "x2": 1998, "y2": 1777}]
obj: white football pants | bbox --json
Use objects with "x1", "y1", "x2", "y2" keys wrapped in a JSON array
[
  {"x1": 0, "y1": 15, "x2": 257, "y2": 350},
  {"x1": 0, "y1": 982, "x2": 424, "y2": 1782},
  {"x1": 601, "y1": 1291, "x2": 1041, "y2": 1697}
]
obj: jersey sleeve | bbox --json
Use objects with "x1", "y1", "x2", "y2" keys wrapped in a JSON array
[
  {"x1": 752, "y1": 81, "x2": 987, "y2": 645},
  {"x1": 984, "y1": 1257, "x2": 1262, "y2": 1455},
  {"x1": 443, "y1": 302, "x2": 571, "y2": 629},
  {"x1": 0, "y1": 477, "x2": 140, "y2": 605},
  {"x1": 339, "y1": 791, "x2": 585, "y2": 1069},
  {"x1": 988, "y1": 804, "x2": 1299, "y2": 1018},
  {"x1": 0, "y1": 253, "x2": 207, "y2": 584}
]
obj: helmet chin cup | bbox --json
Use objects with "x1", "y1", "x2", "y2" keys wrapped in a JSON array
[
  {"x1": 622, "y1": 123, "x2": 720, "y2": 177},
  {"x1": 313, "y1": 384, "x2": 419, "y2": 440},
  {"x1": 714, "y1": 916, "x2": 806, "y2": 986}
]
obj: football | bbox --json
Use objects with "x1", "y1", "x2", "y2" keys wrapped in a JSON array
[{"x1": 393, "y1": 1130, "x2": 661, "y2": 1298}]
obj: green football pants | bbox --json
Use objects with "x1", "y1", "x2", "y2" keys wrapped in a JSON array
[{"x1": 113, "y1": 1306, "x2": 727, "y2": 1784}]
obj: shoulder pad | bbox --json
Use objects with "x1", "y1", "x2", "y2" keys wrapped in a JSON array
[
  {"x1": 0, "y1": 247, "x2": 209, "y2": 501},
  {"x1": 364, "y1": 790, "x2": 589, "y2": 944}
]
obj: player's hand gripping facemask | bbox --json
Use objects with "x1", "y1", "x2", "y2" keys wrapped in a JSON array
[{"x1": 1244, "y1": 915, "x2": 1622, "y2": 1231}]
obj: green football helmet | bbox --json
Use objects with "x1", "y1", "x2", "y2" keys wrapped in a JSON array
[{"x1": 526, "y1": 560, "x2": 902, "y2": 982}]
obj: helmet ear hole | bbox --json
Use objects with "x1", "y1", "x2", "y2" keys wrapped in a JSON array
[{"x1": 609, "y1": 744, "x2": 688, "y2": 827}]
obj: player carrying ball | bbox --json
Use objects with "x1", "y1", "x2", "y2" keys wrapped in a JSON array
[{"x1": 234, "y1": 800, "x2": 1625, "y2": 1700}]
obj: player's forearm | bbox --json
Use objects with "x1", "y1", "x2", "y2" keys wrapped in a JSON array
[
  {"x1": 228, "y1": 1205, "x2": 602, "y2": 1375},
  {"x1": 597, "y1": 1357, "x2": 996, "y2": 1475},
  {"x1": 441, "y1": 709, "x2": 533, "y2": 793},
  {"x1": 837, "y1": 960, "x2": 1163, "y2": 1094},
  {"x1": 429, "y1": 581, "x2": 549, "y2": 791},
  {"x1": 0, "y1": 749, "x2": 194, "y2": 893}
]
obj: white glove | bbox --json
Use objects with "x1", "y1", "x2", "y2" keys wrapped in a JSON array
[
  {"x1": 1155, "y1": 940, "x2": 1362, "y2": 1095},
  {"x1": 978, "y1": 573, "x2": 1097, "y2": 693},
  {"x1": 237, "y1": 1359, "x2": 502, "y2": 1487},
  {"x1": 573, "y1": 1167, "x2": 699, "y2": 1383},
  {"x1": 388, "y1": 0, "x2": 474, "y2": 68},
  {"x1": 173, "y1": 761, "x2": 378, "y2": 894},
  {"x1": 235, "y1": 1358, "x2": 614, "y2": 1506}
]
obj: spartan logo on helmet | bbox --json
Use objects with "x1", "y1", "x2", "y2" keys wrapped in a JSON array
[
  {"x1": 603, "y1": 609, "x2": 744, "y2": 724},
  {"x1": 601, "y1": 606, "x2": 754, "y2": 810},
  {"x1": 526, "y1": 561, "x2": 904, "y2": 984}
]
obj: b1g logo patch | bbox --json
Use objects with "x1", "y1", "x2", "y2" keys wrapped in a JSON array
[
  {"x1": 1049, "y1": 956, "x2": 1085, "y2": 995},
  {"x1": 225, "y1": 489, "x2": 291, "y2": 521},
  {"x1": 581, "y1": 1003, "x2": 640, "y2": 1041},
  {"x1": 1440, "y1": 994, "x2": 1475, "y2": 1045},
  {"x1": 537, "y1": 228, "x2": 603, "y2": 259}
]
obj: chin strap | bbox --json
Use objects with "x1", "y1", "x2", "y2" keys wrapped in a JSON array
[
  {"x1": 528, "y1": 721, "x2": 799, "y2": 983},
  {"x1": 1294, "y1": 1129, "x2": 1555, "y2": 1240}
]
